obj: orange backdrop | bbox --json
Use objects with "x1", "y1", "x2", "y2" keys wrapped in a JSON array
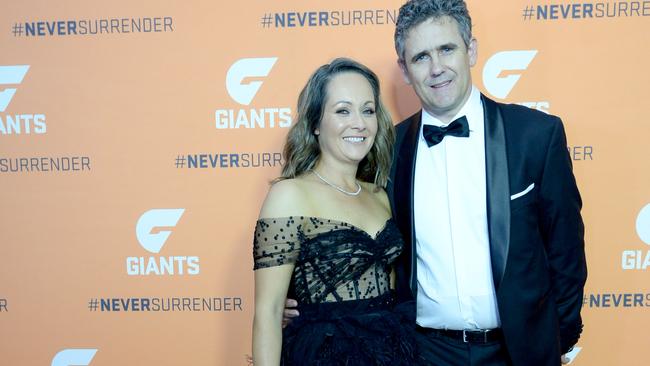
[{"x1": 1, "y1": 0, "x2": 648, "y2": 365}]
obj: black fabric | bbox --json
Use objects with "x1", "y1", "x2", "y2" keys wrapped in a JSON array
[
  {"x1": 482, "y1": 98, "x2": 510, "y2": 292},
  {"x1": 416, "y1": 326, "x2": 504, "y2": 344},
  {"x1": 253, "y1": 217, "x2": 401, "y2": 302},
  {"x1": 422, "y1": 115, "x2": 470, "y2": 147},
  {"x1": 415, "y1": 328, "x2": 512, "y2": 366},
  {"x1": 253, "y1": 217, "x2": 418, "y2": 365},
  {"x1": 282, "y1": 293, "x2": 417, "y2": 366}
]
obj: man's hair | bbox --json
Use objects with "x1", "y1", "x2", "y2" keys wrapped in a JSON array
[
  {"x1": 395, "y1": 0, "x2": 473, "y2": 62},
  {"x1": 278, "y1": 58, "x2": 394, "y2": 187}
]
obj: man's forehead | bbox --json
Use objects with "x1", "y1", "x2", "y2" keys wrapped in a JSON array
[{"x1": 404, "y1": 16, "x2": 463, "y2": 53}]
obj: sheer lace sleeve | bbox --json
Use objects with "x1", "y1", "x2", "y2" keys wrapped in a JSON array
[{"x1": 253, "y1": 217, "x2": 303, "y2": 270}]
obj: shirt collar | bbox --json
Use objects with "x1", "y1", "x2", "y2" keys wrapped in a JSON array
[{"x1": 421, "y1": 86, "x2": 482, "y2": 134}]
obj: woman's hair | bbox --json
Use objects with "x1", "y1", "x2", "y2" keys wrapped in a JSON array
[{"x1": 279, "y1": 57, "x2": 394, "y2": 187}]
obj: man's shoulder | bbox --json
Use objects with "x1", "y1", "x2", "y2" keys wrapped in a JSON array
[
  {"x1": 394, "y1": 111, "x2": 421, "y2": 141},
  {"x1": 395, "y1": 111, "x2": 420, "y2": 129}
]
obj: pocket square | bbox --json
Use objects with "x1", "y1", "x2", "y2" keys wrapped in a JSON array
[{"x1": 511, "y1": 183, "x2": 535, "y2": 200}]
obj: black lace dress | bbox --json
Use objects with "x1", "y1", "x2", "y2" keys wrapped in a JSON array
[{"x1": 253, "y1": 216, "x2": 417, "y2": 366}]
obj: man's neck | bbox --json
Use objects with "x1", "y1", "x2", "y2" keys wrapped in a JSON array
[{"x1": 422, "y1": 86, "x2": 477, "y2": 125}]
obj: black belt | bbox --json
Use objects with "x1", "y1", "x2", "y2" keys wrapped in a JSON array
[{"x1": 417, "y1": 326, "x2": 503, "y2": 344}]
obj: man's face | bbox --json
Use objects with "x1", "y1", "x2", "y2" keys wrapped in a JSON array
[{"x1": 399, "y1": 16, "x2": 477, "y2": 123}]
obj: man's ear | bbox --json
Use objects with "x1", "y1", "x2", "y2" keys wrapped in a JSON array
[
  {"x1": 468, "y1": 38, "x2": 478, "y2": 67},
  {"x1": 398, "y1": 59, "x2": 412, "y2": 85}
]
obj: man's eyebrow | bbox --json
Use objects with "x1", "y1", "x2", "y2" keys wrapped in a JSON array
[
  {"x1": 437, "y1": 42, "x2": 459, "y2": 50},
  {"x1": 409, "y1": 43, "x2": 460, "y2": 62}
]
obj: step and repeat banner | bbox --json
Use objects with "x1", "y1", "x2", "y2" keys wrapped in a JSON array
[{"x1": 1, "y1": 0, "x2": 648, "y2": 365}]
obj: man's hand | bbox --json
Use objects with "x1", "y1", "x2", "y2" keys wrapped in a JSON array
[
  {"x1": 561, "y1": 354, "x2": 570, "y2": 364},
  {"x1": 282, "y1": 298, "x2": 299, "y2": 328}
]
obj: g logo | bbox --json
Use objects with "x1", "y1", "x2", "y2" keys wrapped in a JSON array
[
  {"x1": 636, "y1": 204, "x2": 650, "y2": 245},
  {"x1": 482, "y1": 51, "x2": 537, "y2": 99},
  {"x1": 51, "y1": 349, "x2": 97, "y2": 366},
  {"x1": 135, "y1": 209, "x2": 185, "y2": 253},
  {"x1": 226, "y1": 57, "x2": 278, "y2": 105},
  {"x1": 0, "y1": 65, "x2": 30, "y2": 112}
]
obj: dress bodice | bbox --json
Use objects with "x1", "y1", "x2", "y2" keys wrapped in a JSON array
[{"x1": 253, "y1": 216, "x2": 404, "y2": 304}]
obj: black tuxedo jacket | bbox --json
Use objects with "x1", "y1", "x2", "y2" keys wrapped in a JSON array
[{"x1": 387, "y1": 95, "x2": 587, "y2": 366}]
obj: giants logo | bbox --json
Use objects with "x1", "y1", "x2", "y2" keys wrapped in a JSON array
[
  {"x1": 51, "y1": 349, "x2": 97, "y2": 366},
  {"x1": 621, "y1": 203, "x2": 650, "y2": 270},
  {"x1": 636, "y1": 204, "x2": 650, "y2": 245},
  {"x1": 0, "y1": 65, "x2": 29, "y2": 112},
  {"x1": 127, "y1": 209, "x2": 200, "y2": 276},
  {"x1": 226, "y1": 57, "x2": 277, "y2": 105},
  {"x1": 136, "y1": 208, "x2": 185, "y2": 253},
  {"x1": 0, "y1": 65, "x2": 47, "y2": 135},
  {"x1": 482, "y1": 50, "x2": 538, "y2": 99},
  {"x1": 215, "y1": 57, "x2": 291, "y2": 129},
  {"x1": 622, "y1": 204, "x2": 650, "y2": 270},
  {"x1": 482, "y1": 50, "x2": 549, "y2": 114}
]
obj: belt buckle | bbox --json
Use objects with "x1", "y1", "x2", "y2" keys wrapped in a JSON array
[{"x1": 463, "y1": 329, "x2": 489, "y2": 343}]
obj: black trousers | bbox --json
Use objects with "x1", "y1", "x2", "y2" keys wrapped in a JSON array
[{"x1": 415, "y1": 328, "x2": 513, "y2": 366}]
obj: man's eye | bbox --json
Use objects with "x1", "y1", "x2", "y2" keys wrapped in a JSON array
[{"x1": 415, "y1": 54, "x2": 429, "y2": 62}]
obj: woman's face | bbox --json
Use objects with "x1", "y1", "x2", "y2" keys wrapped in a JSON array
[{"x1": 315, "y1": 72, "x2": 378, "y2": 166}]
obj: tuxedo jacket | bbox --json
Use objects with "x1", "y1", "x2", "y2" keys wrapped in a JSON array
[{"x1": 387, "y1": 95, "x2": 587, "y2": 366}]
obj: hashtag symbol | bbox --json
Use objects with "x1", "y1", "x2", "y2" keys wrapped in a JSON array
[
  {"x1": 88, "y1": 298, "x2": 98, "y2": 311},
  {"x1": 260, "y1": 13, "x2": 272, "y2": 28},
  {"x1": 12, "y1": 23, "x2": 23, "y2": 37},
  {"x1": 175, "y1": 155, "x2": 185, "y2": 168},
  {"x1": 522, "y1": 5, "x2": 535, "y2": 21}
]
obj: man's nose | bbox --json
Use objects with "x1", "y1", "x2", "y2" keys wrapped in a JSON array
[{"x1": 429, "y1": 56, "x2": 444, "y2": 77}]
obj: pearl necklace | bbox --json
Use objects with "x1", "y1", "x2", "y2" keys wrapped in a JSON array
[{"x1": 311, "y1": 170, "x2": 361, "y2": 196}]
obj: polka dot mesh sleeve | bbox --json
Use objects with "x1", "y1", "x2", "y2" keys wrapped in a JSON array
[{"x1": 253, "y1": 217, "x2": 302, "y2": 270}]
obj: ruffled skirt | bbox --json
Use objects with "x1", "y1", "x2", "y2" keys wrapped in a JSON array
[{"x1": 282, "y1": 293, "x2": 418, "y2": 365}]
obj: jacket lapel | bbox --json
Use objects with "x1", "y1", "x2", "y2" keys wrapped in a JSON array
[
  {"x1": 394, "y1": 111, "x2": 421, "y2": 295},
  {"x1": 482, "y1": 95, "x2": 510, "y2": 291}
]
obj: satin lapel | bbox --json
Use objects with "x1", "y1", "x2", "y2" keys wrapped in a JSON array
[
  {"x1": 482, "y1": 95, "x2": 510, "y2": 292},
  {"x1": 394, "y1": 111, "x2": 421, "y2": 294}
]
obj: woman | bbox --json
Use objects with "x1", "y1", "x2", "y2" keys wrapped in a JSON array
[{"x1": 252, "y1": 58, "x2": 416, "y2": 365}]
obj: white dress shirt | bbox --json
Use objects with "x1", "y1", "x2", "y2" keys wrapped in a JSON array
[{"x1": 414, "y1": 86, "x2": 501, "y2": 330}]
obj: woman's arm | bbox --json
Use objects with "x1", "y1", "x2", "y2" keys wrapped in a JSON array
[
  {"x1": 253, "y1": 264, "x2": 294, "y2": 366},
  {"x1": 253, "y1": 179, "x2": 306, "y2": 365}
]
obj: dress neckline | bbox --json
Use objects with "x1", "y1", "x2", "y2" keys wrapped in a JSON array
[{"x1": 257, "y1": 216, "x2": 393, "y2": 241}]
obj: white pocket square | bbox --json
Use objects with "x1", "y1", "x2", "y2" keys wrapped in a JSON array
[{"x1": 510, "y1": 183, "x2": 535, "y2": 200}]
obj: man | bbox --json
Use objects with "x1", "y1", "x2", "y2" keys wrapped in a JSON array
[{"x1": 388, "y1": 0, "x2": 587, "y2": 365}]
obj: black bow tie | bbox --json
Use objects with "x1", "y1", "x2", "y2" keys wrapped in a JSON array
[{"x1": 422, "y1": 116, "x2": 470, "y2": 147}]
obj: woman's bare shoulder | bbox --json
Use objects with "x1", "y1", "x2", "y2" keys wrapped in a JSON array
[{"x1": 258, "y1": 178, "x2": 312, "y2": 218}]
